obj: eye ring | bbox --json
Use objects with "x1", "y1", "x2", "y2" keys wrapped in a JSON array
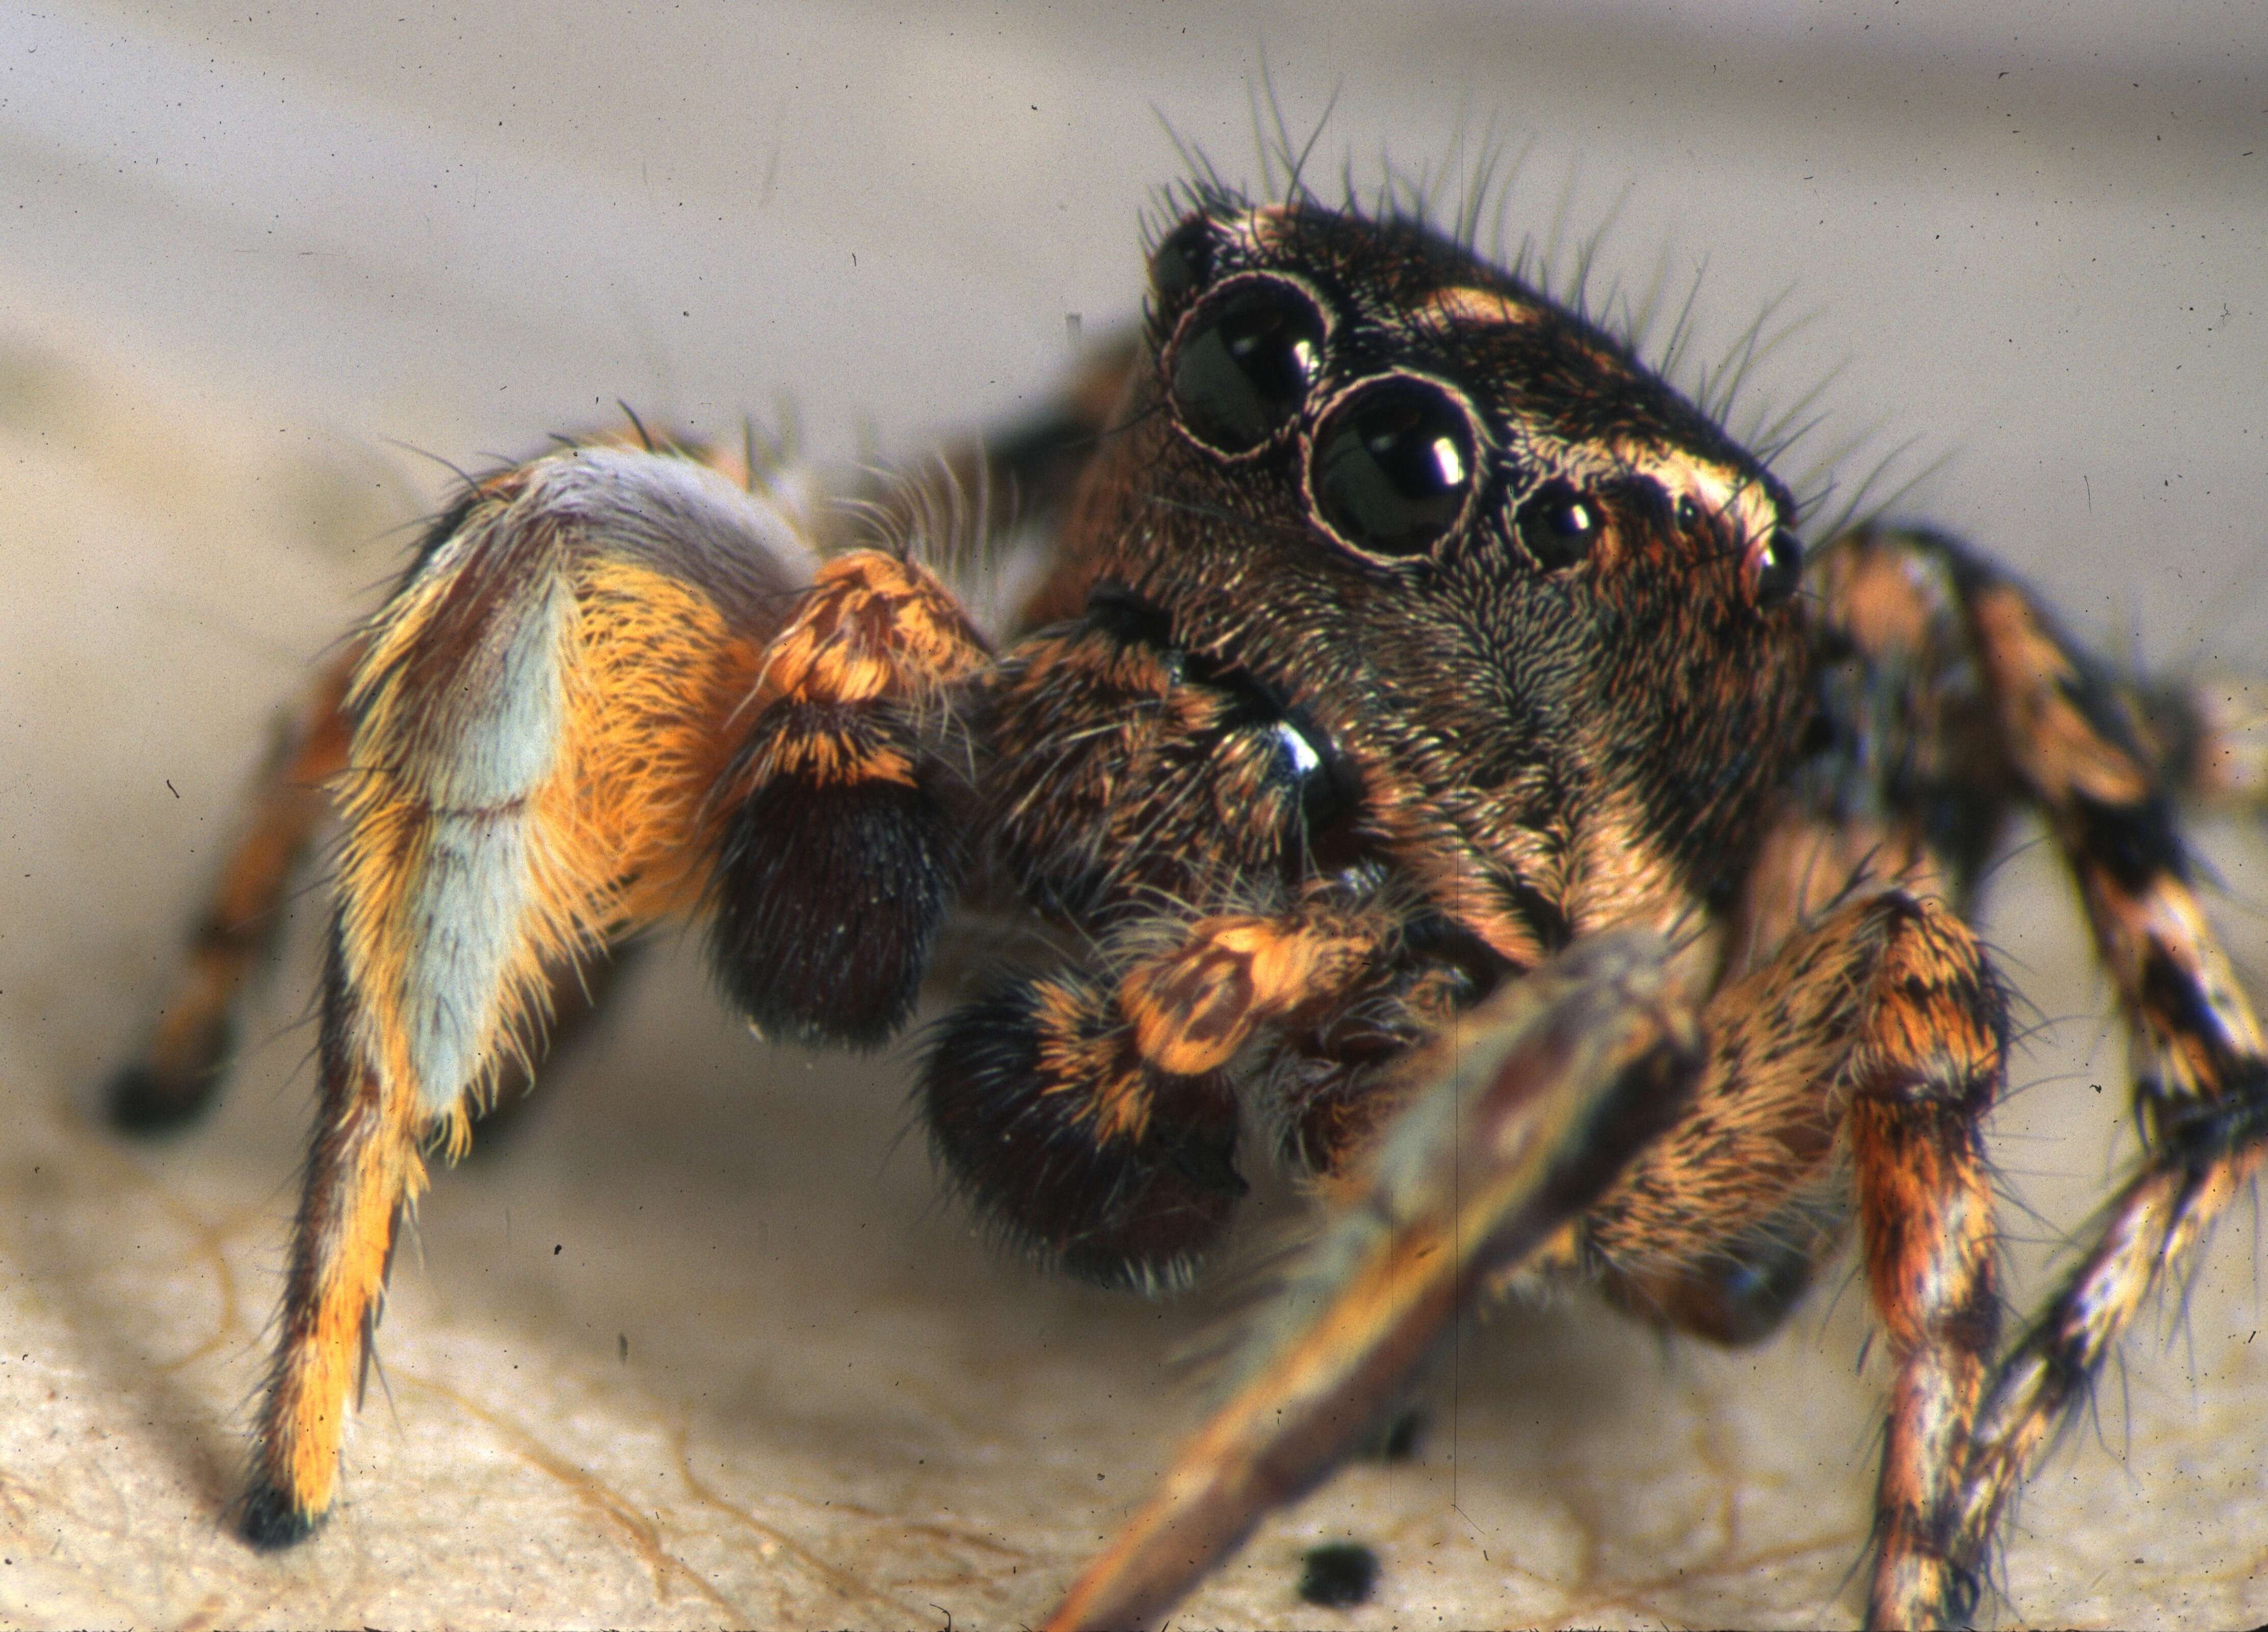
[
  {"x1": 1303, "y1": 371, "x2": 1485, "y2": 564},
  {"x1": 1163, "y1": 273, "x2": 1332, "y2": 459}
]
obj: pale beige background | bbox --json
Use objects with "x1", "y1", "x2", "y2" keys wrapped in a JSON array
[{"x1": 3, "y1": 2, "x2": 2265, "y2": 1627}]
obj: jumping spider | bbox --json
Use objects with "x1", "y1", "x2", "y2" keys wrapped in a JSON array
[{"x1": 109, "y1": 181, "x2": 2267, "y2": 1629}]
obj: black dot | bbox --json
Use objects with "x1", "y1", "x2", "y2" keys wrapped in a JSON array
[
  {"x1": 1297, "y1": 1541, "x2": 1380, "y2": 1608},
  {"x1": 1376, "y1": 1404, "x2": 1429, "y2": 1462}
]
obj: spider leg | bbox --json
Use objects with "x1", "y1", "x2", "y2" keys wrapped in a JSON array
[
  {"x1": 106, "y1": 645, "x2": 648, "y2": 1140},
  {"x1": 1947, "y1": 555, "x2": 2268, "y2": 1593},
  {"x1": 1039, "y1": 929, "x2": 1702, "y2": 1632},
  {"x1": 1583, "y1": 891, "x2": 2008, "y2": 1628},
  {"x1": 241, "y1": 443, "x2": 833, "y2": 1546},
  {"x1": 1809, "y1": 527, "x2": 2268, "y2": 1619},
  {"x1": 107, "y1": 644, "x2": 357, "y2": 1131}
]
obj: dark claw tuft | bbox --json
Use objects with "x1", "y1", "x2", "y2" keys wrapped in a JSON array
[
  {"x1": 104, "y1": 1055, "x2": 225, "y2": 1136},
  {"x1": 238, "y1": 1480, "x2": 323, "y2": 1551}
]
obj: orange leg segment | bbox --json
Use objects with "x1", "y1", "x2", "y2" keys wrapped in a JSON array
[
  {"x1": 109, "y1": 644, "x2": 357, "y2": 1132},
  {"x1": 240, "y1": 930, "x2": 429, "y2": 1545}
]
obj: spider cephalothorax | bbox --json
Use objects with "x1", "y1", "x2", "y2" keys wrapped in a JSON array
[
  {"x1": 109, "y1": 181, "x2": 2267, "y2": 1631},
  {"x1": 929, "y1": 197, "x2": 1814, "y2": 1289}
]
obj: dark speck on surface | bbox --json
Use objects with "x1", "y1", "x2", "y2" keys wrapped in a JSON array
[{"x1": 1297, "y1": 1541, "x2": 1380, "y2": 1609}]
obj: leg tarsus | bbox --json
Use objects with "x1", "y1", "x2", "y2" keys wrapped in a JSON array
[
  {"x1": 238, "y1": 1477, "x2": 326, "y2": 1551},
  {"x1": 105, "y1": 1045, "x2": 233, "y2": 1134}
]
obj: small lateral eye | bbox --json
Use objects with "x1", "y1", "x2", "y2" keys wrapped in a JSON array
[
  {"x1": 1309, "y1": 378, "x2": 1477, "y2": 558},
  {"x1": 1675, "y1": 493, "x2": 1702, "y2": 529},
  {"x1": 1517, "y1": 479, "x2": 1604, "y2": 570},
  {"x1": 1168, "y1": 278, "x2": 1327, "y2": 454},
  {"x1": 1149, "y1": 216, "x2": 1217, "y2": 308},
  {"x1": 1757, "y1": 526, "x2": 1805, "y2": 606}
]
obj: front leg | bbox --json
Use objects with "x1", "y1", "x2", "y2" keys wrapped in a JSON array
[{"x1": 1586, "y1": 891, "x2": 2006, "y2": 1628}]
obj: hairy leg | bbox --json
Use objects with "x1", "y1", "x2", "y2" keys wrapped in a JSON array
[
  {"x1": 1805, "y1": 528, "x2": 2268, "y2": 1612},
  {"x1": 1585, "y1": 891, "x2": 2007, "y2": 1628},
  {"x1": 242, "y1": 444, "x2": 829, "y2": 1543}
]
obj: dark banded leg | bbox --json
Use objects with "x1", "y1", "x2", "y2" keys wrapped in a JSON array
[
  {"x1": 1571, "y1": 891, "x2": 2005, "y2": 1626},
  {"x1": 1807, "y1": 526, "x2": 2268, "y2": 1623},
  {"x1": 108, "y1": 644, "x2": 357, "y2": 1132},
  {"x1": 1845, "y1": 900, "x2": 2005, "y2": 1629},
  {"x1": 1945, "y1": 554, "x2": 2268, "y2": 1603}
]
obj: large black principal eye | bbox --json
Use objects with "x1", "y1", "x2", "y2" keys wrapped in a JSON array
[
  {"x1": 1308, "y1": 377, "x2": 1478, "y2": 559},
  {"x1": 1516, "y1": 478, "x2": 1603, "y2": 570},
  {"x1": 1168, "y1": 278, "x2": 1326, "y2": 454}
]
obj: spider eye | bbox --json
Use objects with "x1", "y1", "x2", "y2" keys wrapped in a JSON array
[
  {"x1": 1675, "y1": 493, "x2": 1702, "y2": 529},
  {"x1": 1168, "y1": 278, "x2": 1326, "y2": 454},
  {"x1": 1516, "y1": 479, "x2": 1603, "y2": 570},
  {"x1": 1309, "y1": 378, "x2": 1477, "y2": 558},
  {"x1": 1757, "y1": 527, "x2": 1805, "y2": 606},
  {"x1": 1149, "y1": 216, "x2": 1217, "y2": 308}
]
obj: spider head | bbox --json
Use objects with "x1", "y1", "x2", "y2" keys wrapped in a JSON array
[{"x1": 1056, "y1": 197, "x2": 1814, "y2": 961}]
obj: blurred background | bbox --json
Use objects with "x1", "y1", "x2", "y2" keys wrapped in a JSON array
[{"x1": 2, "y1": 2, "x2": 2262, "y2": 1626}]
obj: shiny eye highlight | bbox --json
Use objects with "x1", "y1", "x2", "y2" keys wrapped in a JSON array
[
  {"x1": 1756, "y1": 527, "x2": 1804, "y2": 605},
  {"x1": 1516, "y1": 479, "x2": 1603, "y2": 570},
  {"x1": 1308, "y1": 377, "x2": 1478, "y2": 559},
  {"x1": 1167, "y1": 278, "x2": 1326, "y2": 454}
]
